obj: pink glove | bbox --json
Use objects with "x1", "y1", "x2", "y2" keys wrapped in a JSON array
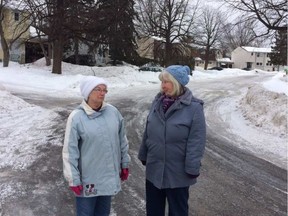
[
  {"x1": 120, "y1": 168, "x2": 129, "y2": 181},
  {"x1": 70, "y1": 185, "x2": 83, "y2": 195}
]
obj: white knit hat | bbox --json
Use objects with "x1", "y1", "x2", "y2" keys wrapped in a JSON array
[{"x1": 80, "y1": 76, "x2": 108, "y2": 100}]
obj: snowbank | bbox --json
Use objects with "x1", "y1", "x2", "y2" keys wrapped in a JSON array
[{"x1": 240, "y1": 85, "x2": 287, "y2": 138}]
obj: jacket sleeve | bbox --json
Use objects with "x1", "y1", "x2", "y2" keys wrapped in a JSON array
[
  {"x1": 118, "y1": 114, "x2": 131, "y2": 168},
  {"x1": 185, "y1": 103, "x2": 206, "y2": 175},
  {"x1": 138, "y1": 119, "x2": 148, "y2": 161},
  {"x1": 138, "y1": 96, "x2": 159, "y2": 162},
  {"x1": 62, "y1": 112, "x2": 82, "y2": 186}
]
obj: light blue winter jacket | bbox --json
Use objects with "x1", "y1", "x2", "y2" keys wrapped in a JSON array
[
  {"x1": 138, "y1": 88, "x2": 206, "y2": 189},
  {"x1": 62, "y1": 100, "x2": 130, "y2": 197}
]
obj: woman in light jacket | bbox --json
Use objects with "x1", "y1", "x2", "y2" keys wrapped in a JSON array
[
  {"x1": 138, "y1": 65, "x2": 206, "y2": 216},
  {"x1": 63, "y1": 76, "x2": 130, "y2": 216}
]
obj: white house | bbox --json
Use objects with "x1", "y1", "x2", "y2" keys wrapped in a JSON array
[{"x1": 231, "y1": 46, "x2": 274, "y2": 71}]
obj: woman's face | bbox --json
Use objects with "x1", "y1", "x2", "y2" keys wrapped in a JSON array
[
  {"x1": 161, "y1": 78, "x2": 174, "y2": 96},
  {"x1": 88, "y1": 84, "x2": 108, "y2": 104}
]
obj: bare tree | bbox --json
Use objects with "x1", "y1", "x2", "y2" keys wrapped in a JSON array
[
  {"x1": 0, "y1": 0, "x2": 31, "y2": 67},
  {"x1": 223, "y1": 0, "x2": 287, "y2": 33},
  {"x1": 136, "y1": 0, "x2": 200, "y2": 66},
  {"x1": 23, "y1": 0, "x2": 98, "y2": 74},
  {"x1": 29, "y1": 21, "x2": 51, "y2": 66},
  {"x1": 195, "y1": 7, "x2": 223, "y2": 70},
  {"x1": 0, "y1": 0, "x2": 9, "y2": 67},
  {"x1": 220, "y1": 18, "x2": 267, "y2": 53},
  {"x1": 25, "y1": 0, "x2": 135, "y2": 74},
  {"x1": 24, "y1": 0, "x2": 52, "y2": 66}
]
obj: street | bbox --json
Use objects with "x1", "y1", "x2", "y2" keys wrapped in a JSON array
[{"x1": 1, "y1": 75, "x2": 286, "y2": 216}]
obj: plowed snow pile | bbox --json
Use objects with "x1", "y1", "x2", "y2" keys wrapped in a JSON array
[{"x1": 240, "y1": 85, "x2": 287, "y2": 138}]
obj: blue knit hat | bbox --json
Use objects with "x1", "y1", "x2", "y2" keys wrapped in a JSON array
[{"x1": 165, "y1": 65, "x2": 190, "y2": 86}]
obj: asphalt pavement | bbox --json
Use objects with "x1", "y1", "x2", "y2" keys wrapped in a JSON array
[{"x1": 1, "y1": 75, "x2": 286, "y2": 216}]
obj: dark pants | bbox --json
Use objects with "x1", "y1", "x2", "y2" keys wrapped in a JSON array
[
  {"x1": 146, "y1": 179, "x2": 189, "y2": 216},
  {"x1": 76, "y1": 196, "x2": 111, "y2": 216}
]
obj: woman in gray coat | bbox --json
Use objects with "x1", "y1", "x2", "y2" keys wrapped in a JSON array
[{"x1": 138, "y1": 65, "x2": 206, "y2": 216}]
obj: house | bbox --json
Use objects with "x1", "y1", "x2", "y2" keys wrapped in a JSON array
[
  {"x1": 0, "y1": 4, "x2": 31, "y2": 64},
  {"x1": 231, "y1": 46, "x2": 273, "y2": 71},
  {"x1": 136, "y1": 36, "x2": 165, "y2": 63},
  {"x1": 194, "y1": 48, "x2": 233, "y2": 68},
  {"x1": 194, "y1": 49, "x2": 219, "y2": 68},
  {"x1": 136, "y1": 36, "x2": 194, "y2": 67},
  {"x1": 217, "y1": 57, "x2": 233, "y2": 68}
]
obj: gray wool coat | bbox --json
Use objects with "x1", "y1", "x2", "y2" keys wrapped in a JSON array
[{"x1": 138, "y1": 88, "x2": 206, "y2": 189}]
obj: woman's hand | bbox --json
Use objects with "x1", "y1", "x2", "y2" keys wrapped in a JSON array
[
  {"x1": 120, "y1": 168, "x2": 129, "y2": 181},
  {"x1": 70, "y1": 185, "x2": 83, "y2": 195}
]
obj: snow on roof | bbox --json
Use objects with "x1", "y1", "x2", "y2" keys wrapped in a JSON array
[
  {"x1": 29, "y1": 26, "x2": 37, "y2": 37},
  {"x1": 29, "y1": 26, "x2": 48, "y2": 39},
  {"x1": 217, "y1": 58, "x2": 233, "y2": 63},
  {"x1": 150, "y1": 36, "x2": 180, "y2": 44},
  {"x1": 242, "y1": 46, "x2": 272, "y2": 53},
  {"x1": 151, "y1": 36, "x2": 165, "y2": 41}
]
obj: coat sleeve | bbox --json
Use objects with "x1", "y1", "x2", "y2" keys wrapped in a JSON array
[
  {"x1": 185, "y1": 103, "x2": 206, "y2": 175},
  {"x1": 62, "y1": 112, "x2": 82, "y2": 186},
  {"x1": 138, "y1": 96, "x2": 159, "y2": 162},
  {"x1": 138, "y1": 119, "x2": 148, "y2": 162},
  {"x1": 118, "y1": 113, "x2": 131, "y2": 168}
]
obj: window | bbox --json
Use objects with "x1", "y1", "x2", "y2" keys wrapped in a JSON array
[
  {"x1": 251, "y1": 53, "x2": 253, "y2": 56},
  {"x1": 14, "y1": 12, "x2": 19, "y2": 21},
  {"x1": 257, "y1": 53, "x2": 260, "y2": 57}
]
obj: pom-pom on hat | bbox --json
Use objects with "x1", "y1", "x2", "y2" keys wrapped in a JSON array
[
  {"x1": 80, "y1": 76, "x2": 108, "y2": 100},
  {"x1": 165, "y1": 65, "x2": 190, "y2": 86}
]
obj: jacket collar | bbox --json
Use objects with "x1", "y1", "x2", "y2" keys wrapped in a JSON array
[
  {"x1": 79, "y1": 100, "x2": 107, "y2": 118},
  {"x1": 155, "y1": 87, "x2": 193, "y2": 106},
  {"x1": 178, "y1": 88, "x2": 193, "y2": 105},
  {"x1": 153, "y1": 88, "x2": 194, "y2": 119}
]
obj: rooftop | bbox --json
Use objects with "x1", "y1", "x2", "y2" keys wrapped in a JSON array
[{"x1": 242, "y1": 46, "x2": 272, "y2": 53}]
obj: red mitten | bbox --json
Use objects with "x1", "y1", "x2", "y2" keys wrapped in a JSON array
[
  {"x1": 120, "y1": 168, "x2": 129, "y2": 181},
  {"x1": 70, "y1": 185, "x2": 83, "y2": 195}
]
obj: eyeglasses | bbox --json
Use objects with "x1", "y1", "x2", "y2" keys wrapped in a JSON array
[{"x1": 93, "y1": 88, "x2": 108, "y2": 94}]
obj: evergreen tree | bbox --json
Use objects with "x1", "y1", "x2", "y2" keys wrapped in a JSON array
[
  {"x1": 99, "y1": 0, "x2": 139, "y2": 65},
  {"x1": 270, "y1": 29, "x2": 287, "y2": 66}
]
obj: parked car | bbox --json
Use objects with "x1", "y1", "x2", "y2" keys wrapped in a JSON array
[
  {"x1": 139, "y1": 65, "x2": 163, "y2": 72},
  {"x1": 63, "y1": 54, "x2": 95, "y2": 66},
  {"x1": 208, "y1": 66, "x2": 223, "y2": 71},
  {"x1": 106, "y1": 60, "x2": 124, "y2": 66}
]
